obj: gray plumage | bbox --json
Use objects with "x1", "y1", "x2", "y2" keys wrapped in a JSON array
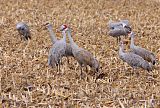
[
  {"x1": 108, "y1": 25, "x2": 131, "y2": 42},
  {"x1": 64, "y1": 44, "x2": 73, "y2": 57},
  {"x1": 48, "y1": 25, "x2": 67, "y2": 71},
  {"x1": 66, "y1": 26, "x2": 99, "y2": 75},
  {"x1": 16, "y1": 22, "x2": 31, "y2": 41},
  {"x1": 108, "y1": 20, "x2": 130, "y2": 30},
  {"x1": 108, "y1": 26, "x2": 131, "y2": 37},
  {"x1": 130, "y1": 32, "x2": 156, "y2": 65},
  {"x1": 119, "y1": 41, "x2": 152, "y2": 72}
]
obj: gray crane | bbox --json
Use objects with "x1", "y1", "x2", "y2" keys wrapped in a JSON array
[
  {"x1": 64, "y1": 25, "x2": 99, "y2": 78},
  {"x1": 108, "y1": 20, "x2": 132, "y2": 42},
  {"x1": 119, "y1": 41, "x2": 152, "y2": 72},
  {"x1": 108, "y1": 25, "x2": 131, "y2": 42},
  {"x1": 16, "y1": 22, "x2": 31, "y2": 41},
  {"x1": 45, "y1": 23, "x2": 73, "y2": 64},
  {"x1": 130, "y1": 32, "x2": 156, "y2": 65},
  {"x1": 48, "y1": 25, "x2": 67, "y2": 72}
]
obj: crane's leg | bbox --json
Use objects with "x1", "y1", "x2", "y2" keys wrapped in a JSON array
[
  {"x1": 56, "y1": 64, "x2": 59, "y2": 73},
  {"x1": 117, "y1": 37, "x2": 121, "y2": 43},
  {"x1": 80, "y1": 66, "x2": 83, "y2": 80},
  {"x1": 59, "y1": 63, "x2": 61, "y2": 73},
  {"x1": 94, "y1": 72, "x2": 97, "y2": 83},
  {"x1": 117, "y1": 37, "x2": 119, "y2": 43},
  {"x1": 67, "y1": 57, "x2": 70, "y2": 64},
  {"x1": 119, "y1": 37, "x2": 121, "y2": 42},
  {"x1": 28, "y1": 34, "x2": 31, "y2": 40},
  {"x1": 58, "y1": 58, "x2": 62, "y2": 73},
  {"x1": 131, "y1": 67, "x2": 136, "y2": 76},
  {"x1": 133, "y1": 68, "x2": 136, "y2": 74},
  {"x1": 135, "y1": 68, "x2": 139, "y2": 77},
  {"x1": 85, "y1": 67, "x2": 88, "y2": 73},
  {"x1": 20, "y1": 35, "x2": 23, "y2": 41}
]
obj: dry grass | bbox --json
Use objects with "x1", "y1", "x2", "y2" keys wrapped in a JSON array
[{"x1": 1, "y1": 0, "x2": 160, "y2": 107}]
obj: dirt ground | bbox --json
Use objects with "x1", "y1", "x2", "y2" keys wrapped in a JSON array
[{"x1": 1, "y1": 0, "x2": 160, "y2": 108}]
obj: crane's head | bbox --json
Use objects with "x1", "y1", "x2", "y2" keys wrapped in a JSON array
[
  {"x1": 60, "y1": 24, "x2": 68, "y2": 31},
  {"x1": 125, "y1": 26, "x2": 132, "y2": 33},
  {"x1": 93, "y1": 58, "x2": 99, "y2": 73},
  {"x1": 16, "y1": 22, "x2": 28, "y2": 35},
  {"x1": 16, "y1": 23, "x2": 24, "y2": 30},
  {"x1": 121, "y1": 22, "x2": 132, "y2": 34}
]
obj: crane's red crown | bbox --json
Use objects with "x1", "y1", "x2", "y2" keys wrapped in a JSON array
[
  {"x1": 63, "y1": 24, "x2": 67, "y2": 29},
  {"x1": 60, "y1": 24, "x2": 68, "y2": 31}
]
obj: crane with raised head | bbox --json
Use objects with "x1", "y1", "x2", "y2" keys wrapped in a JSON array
[
  {"x1": 48, "y1": 25, "x2": 67, "y2": 72},
  {"x1": 45, "y1": 23, "x2": 73, "y2": 64},
  {"x1": 64, "y1": 25, "x2": 99, "y2": 78}
]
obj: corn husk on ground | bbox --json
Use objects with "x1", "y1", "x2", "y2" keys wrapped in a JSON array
[{"x1": 1, "y1": 0, "x2": 160, "y2": 107}]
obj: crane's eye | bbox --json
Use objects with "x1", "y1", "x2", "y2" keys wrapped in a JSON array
[{"x1": 21, "y1": 27, "x2": 25, "y2": 31}]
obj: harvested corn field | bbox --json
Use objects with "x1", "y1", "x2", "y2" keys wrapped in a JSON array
[{"x1": 1, "y1": 0, "x2": 160, "y2": 107}]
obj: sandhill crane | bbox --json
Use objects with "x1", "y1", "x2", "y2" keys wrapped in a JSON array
[
  {"x1": 45, "y1": 23, "x2": 73, "y2": 64},
  {"x1": 108, "y1": 25, "x2": 131, "y2": 42},
  {"x1": 130, "y1": 32, "x2": 156, "y2": 65},
  {"x1": 48, "y1": 25, "x2": 67, "y2": 72},
  {"x1": 16, "y1": 22, "x2": 31, "y2": 41},
  {"x1": 119, "y1": 41, "x2": 152, "y2": 72},
  {"x1": 64, "y1": 25, "x2": 99, "y2": 78},
  {"x1": 108, "y1": 20, "x2": 132, "y2": 42}
]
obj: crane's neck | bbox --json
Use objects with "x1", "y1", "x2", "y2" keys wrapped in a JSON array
[
  {"x1": 119, "y1": 44, "x2": 124, "y2": 56},
  {"x1": 130, "y1": 35, "x2": 135, "y2": 48},
  {"x1": 62, "y1": 30, "x2": 66, "y2": 42},
  {"x1": 67, "y1": 29, "x2": 79, "y2": 49},
  {"x1": 47, "y1": 26, "x2": 57, "y2": 44}
]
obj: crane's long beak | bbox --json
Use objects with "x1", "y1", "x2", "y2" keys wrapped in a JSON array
[{"x1": 44, "y1": 22, "x2": 50, "y2": 26}]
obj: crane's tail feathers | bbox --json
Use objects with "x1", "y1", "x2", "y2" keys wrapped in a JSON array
[{"x1": 149, "y1": 53, "x2": 156, "y2": 65}]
